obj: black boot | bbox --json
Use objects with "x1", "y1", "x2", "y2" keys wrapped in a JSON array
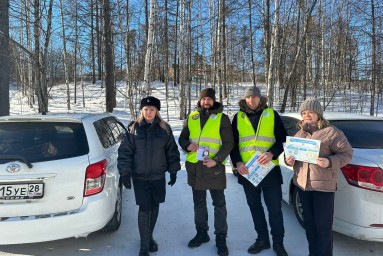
[
  {"x1": 138, "y1": 210, "x2": 150, "y2": 256},
  {"x1": 273, "y1": 243, "x2": 288, "y2": 256},
  {"x1": 248, "y1": 240, "x2": 271, "y2": 254},
  {"x1": 149, "y1": 206, "x2": 159, "y2": 252},
  {"x1": 216, "y1": 234, "x2": 229, "y2": 256},
  {"x1": 188, "y1": 228, "x2": 210, "y2": 248}
]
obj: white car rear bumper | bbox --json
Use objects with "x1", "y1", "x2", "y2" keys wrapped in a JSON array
[
  {"x1": 333, "y1": 218, "x2": 383, "y2": 242},
  {"x1": 0, "y1": 192, "x2": 115, "y2": 245}
]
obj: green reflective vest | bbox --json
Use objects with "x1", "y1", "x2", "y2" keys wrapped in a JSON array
[
  {"x1": 186, "y1": 111, "x2": 222, "y2": 163},
  {"x1": 237, "y1": 108, "x2": 279, "y2": 165}
]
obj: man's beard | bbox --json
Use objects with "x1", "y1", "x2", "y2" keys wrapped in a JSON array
[{"x1": 202, "y1": 104, "x2": 213, "y2": 110}]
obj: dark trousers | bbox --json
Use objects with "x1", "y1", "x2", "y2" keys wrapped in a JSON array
[
  {"x1": 298, "y1": 188, "x2": 335, "y2": 256},
  {"x1": 243, "y1": 182, "x2": 285, "y2": 244},
  {"x1": 192, "y1": 188, "x2": 228, "y2": 235}
]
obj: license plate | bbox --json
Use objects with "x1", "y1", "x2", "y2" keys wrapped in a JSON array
[{"x1": 0, "y1": 183, "x2": 44, "y2": 200}]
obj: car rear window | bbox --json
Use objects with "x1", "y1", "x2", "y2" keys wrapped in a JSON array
[
  {"x1": 0, "y1": 122, "x2": 89, "y2": 164},
  {"x1": 94, "y1": 117, "x2": 126, "y2": 148},
  {"x1": 331, "y1": 120, "x2": 383, "y2": 149}
]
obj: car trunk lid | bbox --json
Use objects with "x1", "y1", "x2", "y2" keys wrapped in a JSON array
[{"x1": 0, "y1": 156, "x2": 89, "y2": 217}]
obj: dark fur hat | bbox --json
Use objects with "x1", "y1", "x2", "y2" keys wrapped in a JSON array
[{"x1": 140, "y1": 96, "x2": 161, "y2": 111}]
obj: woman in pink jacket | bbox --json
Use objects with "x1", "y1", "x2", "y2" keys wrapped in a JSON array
[{"x1": 285, "y1": 97, "x2": 353, "y2": 256}]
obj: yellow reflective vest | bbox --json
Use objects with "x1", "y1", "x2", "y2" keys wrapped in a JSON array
[
  {"x1": 186, "y1": 111, "x2": 222, "y2": 163},
  {"x1": 237, "y1": 108, "x2": 279, "y2": 165}
]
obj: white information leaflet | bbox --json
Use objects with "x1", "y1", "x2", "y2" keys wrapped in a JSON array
[
  {"x1": 285, "y1": 136, "x2": 321, "y2": 164},
  {"x1": 242, "y1": 151, "x2": 275, "y2": 187}
]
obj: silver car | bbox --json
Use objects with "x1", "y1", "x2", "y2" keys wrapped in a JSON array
[
  {"x1": 0, "y1": 113, "x2": 126, "y2": 244},
  {"x1": 279, "y1": 112, "x2": 383, "y2": 242}
]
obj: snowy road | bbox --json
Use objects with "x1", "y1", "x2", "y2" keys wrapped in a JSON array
[{"x1": 0, "y1": 170, "x2": 382, "y2": 256}]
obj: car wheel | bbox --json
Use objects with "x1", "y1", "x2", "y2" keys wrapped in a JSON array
[
  {"x1": 101, "y1": 184, "x2": 122, "y2": 232},
  {"x1": 292, "y1": 186, "x2": 304, "y2": 227}
]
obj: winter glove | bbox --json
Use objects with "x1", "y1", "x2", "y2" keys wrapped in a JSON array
[
  {"x1": 167, "y1": 173, "x2": 177, "y2": 186},
  {"x1": 121, "y1": 174, "x2": 132, "y2": 189}
]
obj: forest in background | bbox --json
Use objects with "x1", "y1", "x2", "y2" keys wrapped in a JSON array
[{"x1": 1, "y1": 0, "x2": 383, "y2": 118}]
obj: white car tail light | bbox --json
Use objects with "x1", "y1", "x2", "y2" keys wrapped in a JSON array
[
  {"x1": 341, "y1": 164, "x2": 383, "y2": 193},
  {"x1": 84, "y1": 160, "x2": 107, "y2": 196}
]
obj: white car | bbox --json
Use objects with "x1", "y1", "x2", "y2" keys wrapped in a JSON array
[
  {"x1": 0, "y1": 113, "x2": 127, "y2": 244},
  {"x1": 279, "y1": 112, "x2": 383, "y2": 242}
]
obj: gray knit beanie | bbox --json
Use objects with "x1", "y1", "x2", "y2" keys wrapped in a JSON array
[
  {"x1": 244, "y1": 86, "x2": 261, "y2": 98},
  {"x1": 299, "y1": 97, "x2": 323, "y2": 116}
]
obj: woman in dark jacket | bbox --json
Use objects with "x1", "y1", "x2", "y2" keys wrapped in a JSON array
[
  {"x1": 230, "y1": 86, "x2": 288, "y2": 256},
  {"x1": 118, "y1": 96, "x2": 181, "y2": 256}
]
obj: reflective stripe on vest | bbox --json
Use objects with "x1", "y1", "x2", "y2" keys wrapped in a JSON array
[
  {"x1": 237, "y1": 108, "x2": 279, "y2": 166},
  {"x1": 186, "y1": 111, "x2": 222, "y2": 163}
]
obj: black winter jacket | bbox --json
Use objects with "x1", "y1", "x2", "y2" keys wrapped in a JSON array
[
  {"x1": 230, "y1": 98, "x2": 287, "y2": 187},
  {"x1": 117, "y1": 117, "x2": 181, "y2": 181}
]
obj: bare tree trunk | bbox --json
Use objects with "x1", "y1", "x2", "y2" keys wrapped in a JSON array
[
  {"x1": 164, "y1": 0, "x2": 170, "y2": 120},
  {"x1": 263, "y1": 0, "x2": 271, "y2": 84},
  {"x1": 320, "y1": 0, "x2": 326, "y2": 103},
  {"x1": 173, "y1": 0, "x2": 179, "y2": 87},
  {"x1": 33, "y1": 0, "x2": 53, "y2": 113},
  {"x1": 209, "y1": 0, "x2": 217, "y2": 88},
  {"x1": 40, "y1": 0, "x2": 54, "y2": 112},
  {"x1": 187, "y1": 0, "x2": 192, "y2": 114},
  {"x1": 266, "y1": 0, "x2": 280, "y2": 107},
  {"x1": 199, "y1": 1, "x2": 208, "y2": 88},
  {"x1": 216, "y1": 0, "x2": 225, "y2": 102},
  {"x1": 33, "y1": 0, "x2": 43, "y2": 113},
  {"x1": 370, "y1": 0, "x2": 376, "y2": 116},
  {"x1": 248, "y1": 0, "x2": 256, "y2": 86},
  {"x1": 25, "y1": 0, "x2": 34, "y2": 107},
  {"x1": 90, "y1": 0, "x2": 96, "y2": 84},
  {"x1": 96, "y1": 1, "x2": 102, "y2": 82},
  {"x1": 143, "y1": 0, "x2": 157, "y2": 94},
  {"x1": 59, "y1": 0, "x2": 71, "y2": 110},
  {"x1": 179, "y1": 0, "x2": 187, "y2": 119},
  {"x1": 123, "y1": 0, "x2": 136, "y2": 119},
  {"x1": 73, "y1": 1, "x2": 79, "y2": 104},
  {"x1": 0, "y1": 0, "x2": 10, "y2": 116},
  {"x1": 102, "y1": 0, "x2": 116, "y2": 112},
  {"x1": 220, "y1": 0, "x2": 227, "y2": 99}
]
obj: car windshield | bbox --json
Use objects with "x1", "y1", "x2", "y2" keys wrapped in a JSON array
[
  {"x1": 0, "y1": 122, "x2": 89, "y2": 164},
  {"x1": 331, "y1": 120, "x2": 383, "y2": 149}
]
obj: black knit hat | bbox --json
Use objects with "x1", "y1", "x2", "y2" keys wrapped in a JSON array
[
  {"x1": 299, "y1": 97, "x2": 323, "y2": 116},
  {"x1": 140, "y1": 96, "x2": 161, "y2": 111},
  {"x1": 199, "y1": 88, "x2": 216, "y2": 101}
]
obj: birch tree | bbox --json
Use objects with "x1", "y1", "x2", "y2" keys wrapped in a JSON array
[
  {"x1": 59, "y1": 0, "x2": 71, "y2": 110},
  {"x1": 248, "y1": 0, "x2": 256, "y2": 86},
  {"x1": 266, "y1": 0, "x2": 280, "y2": 107},
  {"x1": 143, "y1": 0, "x2": 157, "y2": 94},
  {"x1": 33, "y1": 0, "x2": 54, "y2": 113}
]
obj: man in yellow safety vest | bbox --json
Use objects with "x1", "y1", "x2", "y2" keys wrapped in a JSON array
[
  {"x1": 179, "y1": 88, "x2": 234, "y2": 256},
  {"x1": 230, "y1": 86, "x2": 288, "y2": 256}
]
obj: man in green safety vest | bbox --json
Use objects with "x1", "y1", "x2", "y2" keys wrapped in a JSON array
[
  {"x1": 230, "y1": 86, "x2": 288, "y2": 256},
  {"x1": 179, "y1": 88, "x2": 234, "y2": 256}
]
